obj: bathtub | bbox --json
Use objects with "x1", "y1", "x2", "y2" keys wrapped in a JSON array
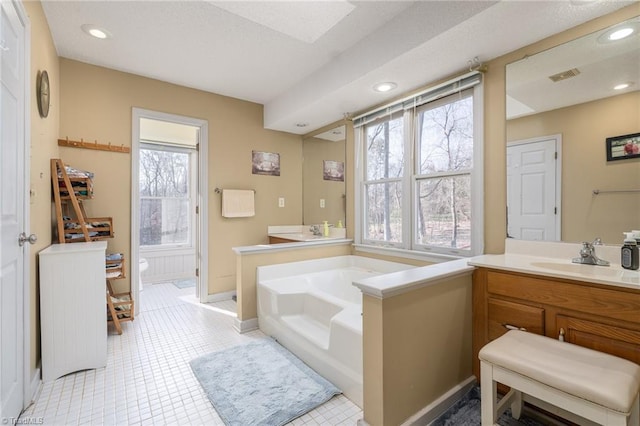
[{"x1": 257, "y1": 255, "x2": 415, "y2": 407}]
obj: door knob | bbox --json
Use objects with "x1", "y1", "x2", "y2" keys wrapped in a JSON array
[{"x1": 18, "y1": 232, "x2": 37, "y2": 246}]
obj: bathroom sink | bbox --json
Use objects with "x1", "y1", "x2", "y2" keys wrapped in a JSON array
[{"x1": 530, "y1": 261, "x2": 623, "y2": 277}]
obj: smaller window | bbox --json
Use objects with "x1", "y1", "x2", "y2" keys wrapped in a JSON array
[
  {"x1": 363, "y1": 115, "x2": 405, "y2": 245},
  {"x1": 139, "y1": 146, "x2": 193, "y2": 247}
]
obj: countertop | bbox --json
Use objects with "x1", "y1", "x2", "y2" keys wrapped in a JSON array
[
  {"x1": 267, "y1": 224, "x2": 347, "y2": 242},
  {"x1": 469, "y1": 240, "x2": 640, "y2": 290}
]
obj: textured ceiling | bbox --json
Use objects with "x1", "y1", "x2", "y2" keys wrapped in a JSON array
[{"x1": 42, "y1": 0, "x2": 635, "y2": 134}]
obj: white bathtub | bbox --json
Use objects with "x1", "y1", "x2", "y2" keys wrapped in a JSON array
[{"x1": 257, "y1": 255, "x2": 415, "y2": 407}]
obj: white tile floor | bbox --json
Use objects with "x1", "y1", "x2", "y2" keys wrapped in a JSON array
[{"x1": 21, "y1": 281, "x2": 362, "y2": 425}]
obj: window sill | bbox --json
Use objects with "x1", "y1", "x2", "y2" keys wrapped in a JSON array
[{"x1": 353, "y1": 243, "x2": 469, "y2": 264}]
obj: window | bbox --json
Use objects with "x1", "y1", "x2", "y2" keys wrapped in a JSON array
[
  {"x1": 356, "y1": 74, "x2": 483, "y2": 257},
  {"x1": 415, "y1": 92, "x2": 473, "y2": 251},
  {"x1": 363, "y1": 114, "x2": 404, "y2": 244},
  {"x1": 139, "y1": 144, "x2": 194, "y2": 247}
]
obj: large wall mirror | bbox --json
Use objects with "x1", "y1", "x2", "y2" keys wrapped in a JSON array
[
  {"x1": 302, "y1": 124, "x2": 346, "y2": 226},
  {"x1": 506, "y1": 15, "x2": 640, "y2": 244}
]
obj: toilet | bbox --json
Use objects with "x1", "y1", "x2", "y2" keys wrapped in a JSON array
[{"x1": 139, "y1": 258, "x2": 149, "y2": 292}]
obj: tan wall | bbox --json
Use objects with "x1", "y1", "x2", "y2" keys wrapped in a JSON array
[
  {"x1": 483, "y1": 2, "x2": 640, "y2": 254},
  {"x1": 24, "y1": 0, "x2": 60, "y2": 376},
  {"x1": 236, "y1": 243, "x2": 352, "y2": 321},
  {"x1": 363, "y1": 274, "x2": 473, "y2": 426},
  {"x1": 302, "y1": 137, "x2": 346, "y2": 226},
  {"x1": 58, "y1": 59, "x2": 303, "y2": 295},
  {"x1": 507, "y1": 92, "x2": 640, "y2": 244}
]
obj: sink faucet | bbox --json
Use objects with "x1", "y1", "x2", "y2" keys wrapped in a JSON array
[
  {"x1": 309, "y1": 225, "x2": 322, "y2": 236},
  {"x1": 572, "y1": 238, "x2": 610, "y2": 266}
]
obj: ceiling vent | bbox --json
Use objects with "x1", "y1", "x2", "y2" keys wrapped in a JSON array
[{"x1": 549, "y1": 68, "x2": 581, "y2": 82}]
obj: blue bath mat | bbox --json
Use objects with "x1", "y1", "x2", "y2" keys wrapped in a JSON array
[
  {"x1": 173, "y1": 278, "x2": 196, "y2": 289},
  {"x1": 189, "y1": 338, "x2": 341, "y2": 426},
  {"x1": 432, "y1": 386, "x2": 544, "y2": 426}
]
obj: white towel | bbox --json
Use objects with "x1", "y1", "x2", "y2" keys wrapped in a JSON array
[{"x1": 222, "y1": 189, "x2": 255, "y2": 218}]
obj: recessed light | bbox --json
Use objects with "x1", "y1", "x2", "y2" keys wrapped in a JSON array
[
  {"x1": 81, "y1": 24, "x2": 111, "y2": 40},
  {"x1": 609, "y1": 27, "x2": 634, "y2": 41},
  {"x1": 598, "y1": 21, "x2": 639, "y2": 44},
  {"x1": 613, "y1": 82, "x2": 634, "y2": 90},
  {"x1": 373, "y1": 82, "x2": 397, "y2": 93}
]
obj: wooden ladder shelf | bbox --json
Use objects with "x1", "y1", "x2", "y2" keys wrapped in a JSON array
[{"x1": 51, "y1": 158, "x2": 134, "y2": 334}]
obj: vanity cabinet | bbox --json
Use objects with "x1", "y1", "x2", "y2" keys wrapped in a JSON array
[
  {"x1": 472, "y1": 267, "x2": 640, "y2": 379},
  {"x1": 268, "y1": 236, "x2": 296, "y2": 244}
]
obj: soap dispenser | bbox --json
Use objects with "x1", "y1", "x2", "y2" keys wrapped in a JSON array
[
  {"x1": 323, "y1": 221, "x2": 330, "y2": 237},
  {"x1": 621, "y1": 232, "x2": 639, "y2": 270}
]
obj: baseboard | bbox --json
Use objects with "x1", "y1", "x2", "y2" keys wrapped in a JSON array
[
  {"x1": 29, "y1": 364, "x2": 42, "y2": 405},
  {"x1": 403, "y1": 375, "x2": 476, "y2": 426},
  {"x1": 233, "y1": 317, "x2": 259, "y2": 334},
  {"x1": 205, "y1": 290, "x2": 236, "y2": 303}
]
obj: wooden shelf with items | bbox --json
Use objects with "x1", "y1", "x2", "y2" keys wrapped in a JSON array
[
  {"x1": 51, "y1": 158, "x2": 112, "y2": 244},
  {"x1": 62, "y1": 216, "x2": 113, "y2": 243},
  {"x1": 106, "y1": 281, "x2": 134, "y2": 335},
  {"x1": 57, "y1": 175, "x2": 93, "y2": 200},
  {"x1": 105, "y1": 253, "x2": 133, "y2": 334},
  {"x1": 105, "y1": 253, "x2": 126, "y2": 280}
]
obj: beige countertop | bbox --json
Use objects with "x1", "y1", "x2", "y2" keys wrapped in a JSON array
[{"x1": 468, "y1": 239, "x2": 640, "y2": 290}]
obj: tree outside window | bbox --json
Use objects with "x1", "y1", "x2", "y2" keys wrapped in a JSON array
[
  {"x1": 364, "y1": 116, "x2": 404, "y2": 244},
  {"x1": 139, "y1": 147, "x2": 191, "y2": 246},
  {"x1": 357, "y1": 83, "x2": 480, "y2": 256},
  {"x1": 416, "y1": 94, "x2": 473, "y2": 250}
]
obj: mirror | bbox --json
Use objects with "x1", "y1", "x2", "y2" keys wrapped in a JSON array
[
  {"x1": 302, "y1": 125, "x2": 346, "y2": 226},
  {"x1": 506, "y1": 15, "x2": 640, "y2": 244}
]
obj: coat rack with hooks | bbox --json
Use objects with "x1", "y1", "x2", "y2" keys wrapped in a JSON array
[{"x1": 58, "y1": 137, "x2": 131, "y2": 154}]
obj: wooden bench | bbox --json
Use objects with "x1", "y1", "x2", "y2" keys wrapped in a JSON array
[{"x1": 479, "y1": 330, "x2": 640, "y2": 426}]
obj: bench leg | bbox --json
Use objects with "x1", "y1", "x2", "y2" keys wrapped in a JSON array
[
  {"x1": 481, "y1": 361, "x2": 498, "y2": 426},
  {"x1": 626, "y1": 394, "x2": 639, "y2": 426},
  {"x1": 511, "y1": 390, "x2": 523, "y2": 420}
]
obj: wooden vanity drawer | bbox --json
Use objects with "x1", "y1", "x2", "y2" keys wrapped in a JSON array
[
  {"x1": 485, "y1": 270, "x2": 640, "y2": 324},
  {"x1": 488, "y1": 298, "x2": 544, "y2": 340}
]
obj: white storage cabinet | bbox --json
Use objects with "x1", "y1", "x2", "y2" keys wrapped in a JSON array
[{"x1": 39, "y1": 241, "x2": 107, "y2": 382}]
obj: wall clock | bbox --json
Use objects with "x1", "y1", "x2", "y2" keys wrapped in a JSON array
[{"x1": 37, "y1": 70, "x2": 50, "y2": 118}]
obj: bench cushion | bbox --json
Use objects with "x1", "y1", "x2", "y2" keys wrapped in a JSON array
[{"x1": 479, "y1": 330, "x2": 640, "y2": 414}]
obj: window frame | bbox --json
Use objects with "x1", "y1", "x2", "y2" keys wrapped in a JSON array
[
  {"x1": 139, "y1": 142, "x2": 197, "y2": 250},
  {"x1": 355, "y1": 76, "x2": 484, "y2": 259}
]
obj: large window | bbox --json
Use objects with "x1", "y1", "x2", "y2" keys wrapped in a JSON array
[
  {"x1": 139, "y1": 144, "x2": 194, "y2": 247},
  {"x1": 357, "y1": 75, "x2": 483, "y2": 257}
]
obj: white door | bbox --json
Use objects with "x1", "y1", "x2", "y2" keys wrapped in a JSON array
[
  {"x1": 507, "y1": 135, "x2": 561, "y2": 241},
  {"x1": 1, "y1": 0, "x2": 29, "y2": 419}
]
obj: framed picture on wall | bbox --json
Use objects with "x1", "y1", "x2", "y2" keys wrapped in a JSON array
[
  {"x1": 323, "y1": 160, "x2": 344, "y2": 181},
  {"x1": 252, "y1": 150, "x2": 280, "y2": 176},
  {"x1": 606, "y1": 132, "x2": 640, "y2": 161}
]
